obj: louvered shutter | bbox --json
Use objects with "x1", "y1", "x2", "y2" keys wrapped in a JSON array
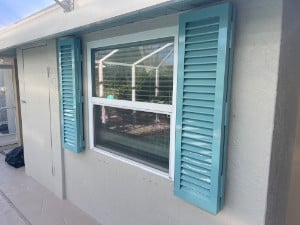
[
  {"x1": 58, "y1": 38, "x2": 84, "y2": 153},
  {"x1": 174, "y1": 3, "x2": 235, "y2": 214}
]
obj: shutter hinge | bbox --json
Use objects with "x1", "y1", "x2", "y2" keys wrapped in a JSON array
[
  {"x1": 75, "y1": 46, "x2": 83, "y2": 62},
  {"x1": 220, "y1": 175, "x2": 224, "y2": 194},
  {"x1": 229, "y1": 7, "x2": 235, "y2": 49},
  {"x1": 219, "y1": 175, "x2": 224, "y2": 196},
  {"x1": 219, "y1": 174, "x2": 225, "y2": 207},
  {"x1": 51, "y1": 165, "x2": 55, "y2": 176},
  {"x1": 47, "y1": 66, "x2": 50, "y2": 78},
  {"x1": 81, "y1": 140, "x2": 85, "y2": 149},
  {"x1": 78, "y1": 95, "x2": 84, "y2": 103},
  {"x1": 229, "y1": 23, "x2": 234, "y2": 49},
  {"x1": 224, "y1": 102, "x2": 229, "y2": 127}
]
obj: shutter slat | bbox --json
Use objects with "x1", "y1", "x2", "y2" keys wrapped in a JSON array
[
  {"x1": 182, "y1": 125, "x2": 213, "y2": 137},
  {"x1": 186, "y1": 17, "x2": 220, "y2": 29},
  {"x1": 182, "y1": 111, "x2": 214, "y2": 122},
  {"x1": 182, "y1": 137, "x2": 212, "y2": 150},
  {"x1": 181, "y1": 143, "x2": 212, "y2": 157},
  {"x1": 185, "y1": 31, "x2": 219, "y2": 38},
  {"x1": 183, "y1": 92, "x2": 215, "y2": 101},
  {"x1": 184, "y1": 86, "x2": 215, "y2": 94},
  {"x1": 185, "y1": 49, "x2": 218, "y2": 58},
  {"x1": 184, "y1": 72, "x2": 216, "y2": 79},
  {"x1": 180, "y1": 184, "x2": 210, "y2": 197},
  {"x1": 185, "y1": 33, "x2": 219, "y2": 45},
  {"x1": 182, "y1": 99, "x2": 215, "y2": 108},
  {"x1": 58, "y1": 38, "x2": 84, "y2": 153},
  {"x1": 181, "y1": 167, "x2": 211, "y2": 184},
  {"x1": 174, "y1": 3, "x2": 235, "y2": 214},
  {"x1": 185, "y1": 23, "x2": 219, "y2": 37},
  {"x1": 183, "y1": 105, "x2": 214, "y2": 115},
  {"x1": 184, "y1": 63, "x2": 217, "y2": 71},
  {"x1": 181, "y1": 150, "x2": 212, "y2": 164},
  {"x1": 186, "y1": 25, "x2": 219, "y2": 36},
  {"x1": 185, "y1": 56, "x2": 217, "y2": 64},
  {"x1": 181, "y1": 175, "x2": 211, "y2": 191},
  {"x1": 186, "y1": 40, "x2": 218, "y2": 50},
  {"x1": 181, "y1": 156, "x2": 211, "y2": 171},
  {"x1": 181, "y1": 163, "x2": 211, "y2": 178},
  {"x1": 182, "y1": 118, "x2": 214, "y2": 130},
  {"x1": 184, "y1": 78, "x2": 216, "y2": 86},
  {"x1": 182, "y1": 130, "x2": 213, "y2": 144}
]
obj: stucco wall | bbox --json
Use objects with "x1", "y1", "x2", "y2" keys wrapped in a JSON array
[
  {"x1": 58, "y1": 1, "x2": 283, "y2": 225},
  {"x1": 265, "y1": 0, "x2": 300, "y2": 224}
]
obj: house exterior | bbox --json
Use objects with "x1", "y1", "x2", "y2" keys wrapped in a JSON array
[{"x1": 0, "y1": 0, "x2": 299, "y2": 225}]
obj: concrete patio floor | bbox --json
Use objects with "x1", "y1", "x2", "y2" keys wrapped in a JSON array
[{"x1": 0, "y1": 153, "x2": 102, "y2": 225}]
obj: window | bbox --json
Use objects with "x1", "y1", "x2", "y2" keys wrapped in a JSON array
[
  {"x1": 86, "y1": 3, "x2": 234, "y2": 214},
  {"x1": 90, "y1": 38, "x2": 175, "y2": 172}
]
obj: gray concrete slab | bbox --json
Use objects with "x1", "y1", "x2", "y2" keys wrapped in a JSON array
[
  {"x1": 0, "y1": 154, "x2": 102, "y2": 225},
  {"x1": 0, "y1": 193, "x2": 26, "y2": 225}
]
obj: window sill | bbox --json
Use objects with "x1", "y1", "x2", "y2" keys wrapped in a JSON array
[{"x1": 91, "y1": 146, "x2": 172, "y2": 180}]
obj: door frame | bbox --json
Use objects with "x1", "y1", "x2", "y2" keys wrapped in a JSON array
[
  {"x1": 0, "y1": 58, "x2": 22, "y2": 149},
  {"x1": 16, "y1": 40, "x2": 65, "y2": 199}
]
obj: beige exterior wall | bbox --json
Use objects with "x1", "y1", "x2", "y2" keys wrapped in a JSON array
[
  {"x1": 14, "y1": 0, "x2": 299, "y2": 225},
  {"x1": 62, "y1": 1, "x2": 282, "y2": 225}
]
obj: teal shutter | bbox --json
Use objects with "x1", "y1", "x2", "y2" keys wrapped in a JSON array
[
  {"x1": 174, "y1": 3, "x2": 235, "y2": 214},
  {"x1": 58, "y1": 38, "x2": 84, "y2": 153}
]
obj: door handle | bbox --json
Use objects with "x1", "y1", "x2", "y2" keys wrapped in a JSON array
[{"x1": 21, "y1": 100, "x2": 27, "y2": 104}]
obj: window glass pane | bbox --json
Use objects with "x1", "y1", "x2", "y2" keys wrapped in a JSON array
[
  {"x1": 0, "y1": 69, "x2": 16, "y2": 136},
  {"x1": 94, "y1": 105, "x2": 170, "y2": 171},
  {"x1": 93, "y1": 39, "x2": 174, "y2": 104}
]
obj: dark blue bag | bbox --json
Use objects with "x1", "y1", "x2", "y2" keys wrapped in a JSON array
[{"x1": 5, "y1": 146, "x2": 25, "y2": 168}]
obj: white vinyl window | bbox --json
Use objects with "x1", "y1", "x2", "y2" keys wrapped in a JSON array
[{"x1": 87, "y1": 27, "x2": 178, "y2": 176}]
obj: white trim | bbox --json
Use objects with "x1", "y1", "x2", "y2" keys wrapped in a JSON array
[
  {"x1": 132, "y1": 65, "x2": 136, "y2": 101},
  {"x1": 91, "y1": 98, "x2": 172, "y2": 114},
  {"x1": 87, "y1": 45, "x2": 94, "y2": 150},
  {"x1": 169, "y1": 27, "x2": 179, "y2": 180},
  {"x1": 87, "y1": 26, "x2": 177, "y2": 50},
  {"x1": 87, "y1": 26, "x2": 178, "y2": 179}
]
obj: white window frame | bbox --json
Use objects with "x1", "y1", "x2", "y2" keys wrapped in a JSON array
[{"x1": 87, "y1": 26, "x2": 178, "y2": 179}]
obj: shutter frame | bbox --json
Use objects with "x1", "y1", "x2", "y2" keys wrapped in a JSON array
[
  {"x1": 58, "y1": 37, "x2": 84, "y2": 153},
  {"x1": 174, "y1": 3, "x2": 235, "y2": 214}
]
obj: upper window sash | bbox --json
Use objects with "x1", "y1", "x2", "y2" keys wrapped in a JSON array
[{"x1": 92, "y1": 39, "x2": 174, "y2": 105}]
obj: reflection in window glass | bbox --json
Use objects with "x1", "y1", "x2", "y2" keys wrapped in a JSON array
[
  {"x1": 94, "y1": 105, "x2": 170, "y2": 171},
  {"x1": 0, "y1": 69, "x2": 16, "y2": 135},
  {"x1": 93, "y1": 39, "x2": 174, "y2": 104}
]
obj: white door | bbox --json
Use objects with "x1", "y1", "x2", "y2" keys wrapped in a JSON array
[{"x1": 20, "y1": 45, "x2": 54, "y2": 191}]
